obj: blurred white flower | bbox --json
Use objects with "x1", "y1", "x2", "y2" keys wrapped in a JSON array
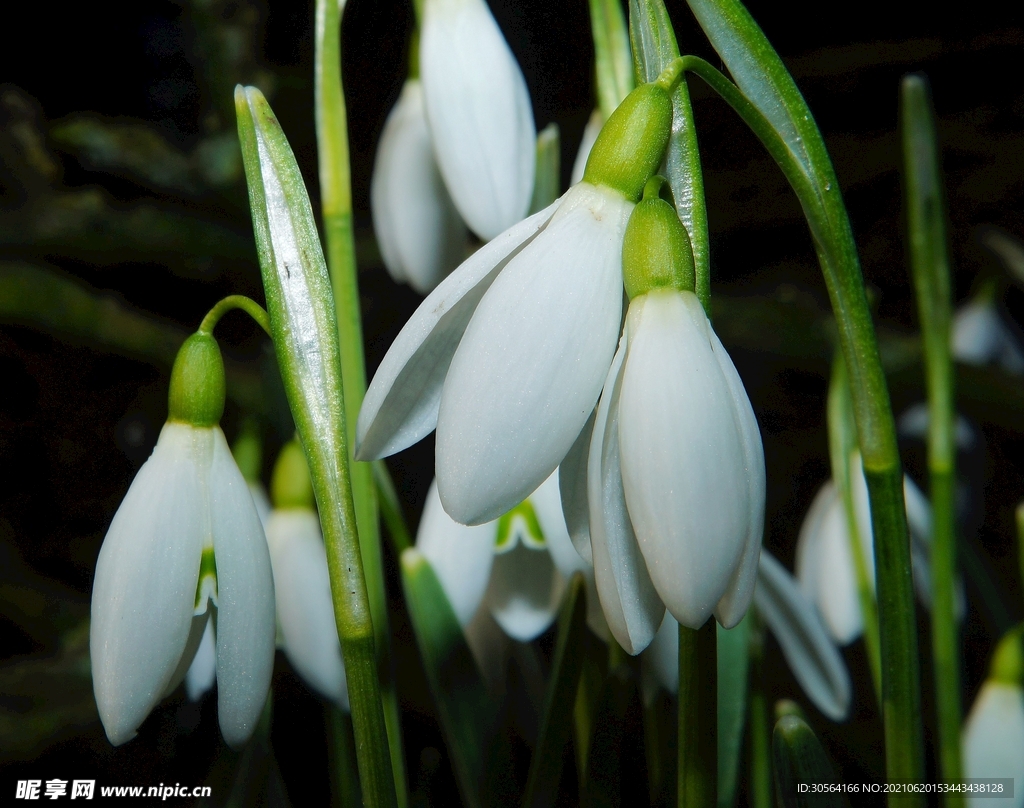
[
  {"x1": 184, "y1": 619, "x2": 217, "y2": 702},
  {"x1": 90, "y1": 421, "x2": 275, "y2": 747},
  {"x1": 952, "y1": 296, "x2": 1024, "y2": 375},
  {"x1": 576, "y1": 288, "x2": 764, "y2": 653},
  {"x1": 420, "y1": 0, "x2": 536, "y2": 240},
  {"x1": 644, "y1": 550, "x2": 851, "y2": 722},
  {"x1": 371, "y1": 79, "x2": 467, "y2": 294}
]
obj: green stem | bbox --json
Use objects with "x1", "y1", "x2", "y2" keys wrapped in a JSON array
[
  {"x1": 198, "y1": 294, "x2": 271, "y2": 337},
  {"x1": 828, "y1": 355, "x2": 882, "y2": 701},
  {"x1": 678, "y1": 620, "x2": 716, "y2": 808},
  {"x1": 901, "y1": 73, "x2": 962, "y2": 800},
  {"x1": 748, "y1": 618, "x2": 771, "y2": 808},
  {"x1": 315, "y1": 1, "x2": 407, "y2": 804},
  {"x1": 330, "y1": 706, "x2": 363, "y2": 808},
  {"x1": 682, "y1": 54, "x2": 925, "y2": 801},
  {"x1": 373, "y1": 461, "x2": 412, "y2": 554}
]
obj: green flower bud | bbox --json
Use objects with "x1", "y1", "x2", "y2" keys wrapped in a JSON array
[
  {"x1": 582, "y1": 82, "x2": 672, "y2": 202},
  {"x1": 622, "y1": 177, "x2": 695, "y2": 299},
  {"x1": 271, "y1": 439, "x2": 315, "y2": 511},
  {"x1": 168, "y1": 333, "x2": 226, "y2": 428},
  {"x1": 232, "y1": 419, "x2": 263, "y2": 483},
  {"x1": 990, "y1": 625, "x2": 1024, "y2": 686}
]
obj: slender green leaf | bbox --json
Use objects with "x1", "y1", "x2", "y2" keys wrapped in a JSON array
[
  {"x1": 530, "y1": 123, "x2": 561, "y2": 215},
  {"x1": 717, "y1": 617, "x2": 750, "y2": 808},
  {"x1": 523, "y1": 574, "x2": 588, "y2": 808},
  {"x1": 373, "y1": 460, "x2": 412, "y2": 554},
  {"x1": 235, "y1": 85, "x2": 396, "y2": 808},
  {"x1": 772, "y1": 715, "x2": 842, "y2": 808},
  {"x1": 589, "y1": 0, "x2": 634, "y2": 121},
  {"x1": 901, "y1": 73, "x2": 962, "y2": 802},
  {"x1": 629, "y1": 0, "x2": 710, "y2": 310},
  {"x1": 748, "y1": 617, "x2": 772, "y2": 808},
  {"x1": 399, "y1": 549, "x2": 493, "y2": 808},
  {"x1": 679, "y1": 620, "x2": 717, "y2": 808}
]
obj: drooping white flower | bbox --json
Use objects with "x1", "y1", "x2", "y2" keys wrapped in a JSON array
[
  {"x1": 185, "y1": 619, "x2": 217, "y2": 702},
  {"x1": 371, "y1": 79, "x2": 467, "y2": 294},
  {"x1": 91, "y1": 334, "x2": 275, "y2": 748},
  {"x1": 357, "y1": 73, "x2": 680, "y2": 527},
  {"x1": 952, "y1": 295, "x2": 1024, "y2": 375},
  {"x1": 644, "y1": 550, "x2": 851, "y2": 722},
  {"x1": 570, "y1": 110, "x2": 603, "y2": 186},
  {"x1": 962, "y1": 630, "x2": 1024, "y2": 808},
  {"x1": 794, "y1": 457, "x2": 942, "y2": 645},
  {"x1": 419, "y1": 0, "x2": 536, "y2": 240},
  {"x1": 416, "y1": 471, "x2": 606, "y2": 648}
]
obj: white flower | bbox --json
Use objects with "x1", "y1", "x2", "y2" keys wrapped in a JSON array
[
  {"x1": 953, "y1": 297, "x2": 1024, "y2": 375},
  {"x1": 357, "y1": 181, "x2": 633, "y2": 526},
  {"x1": 420, "y1": 0, "x2": 536, "y2": 240},
  {"x1": 416, "y1": 471, "x2": 606, "y2": 647},
  {"x1": 265, "y1": 509, "x2": 349, "y2": 710},
  {"x1": 643, "y1": 550, "x2": 851, "y2": 722},
  {"x1": 90, "y1": 422, "x2": 275, "y2": 747},
  {"x1": 570, "y1": 110, "x2": 603, "y2": 186},
  {"x1": 371, "y1": 79, "x2": 467, "y2": 294},
  {"x1": 575, "y1": 288, "x2": 764, "y2": 653},
  {"x1": 795, "y1": 458, "x2": 942, "y2": 645},
  {"x1": 185, "y1": 619, "x2": 217, "y2": 702},
  {"x1": 962, "y1": 681, "x2": 1024, "y2": 808}
]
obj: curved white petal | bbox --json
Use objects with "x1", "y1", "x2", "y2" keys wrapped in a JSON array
[
  {"x1": 209, "y1": 428, "x2": 276, "y2": 748},
  {"x1": 794, "y1": 481, "x2": 835, "y2": 610},
  {"x1": 436, "y1": 182, "x2": 631, "y2": 524},
  {"x1": 486, "y1": 539, "x2": 563, "y2": 642},
  {"x1": 266, "y1": 509, "x2": 349, "y2": 711},
  {"x1": 707, "y1": 319, "x2": 766, "y2": 627},
  {"x1": 371, "y1": 80, "x2": 467, "y2": 294},
  {"x1": 558, "y1": 410, "x2": 595, "y2": 564},
  {"x1": 248, "y1": 482, "x2": 271, "y2": 528},
  {"x1": 953, "y1": 299, "x2": 1024, "y2": 375},
  {"x1": 962, "y1": 682, "x2": 1024, "y2": 808},
  {"x1": 897, "y1": 402, "x2": 977, "y2": 450},
  {"x1": 644, "y1": 611, "x2": 680, "y2": 694},
  {"x1": 754, "y1": 551, "x2": 851, "y2": 722},
  {"x1": 185, "y1": 618, "x2": 217, "y2": 702},
  {"x1": 530, "y1": 471, "x2": 583, "y2": 578},
  {"x1": 618, "y1": 291, "x2": 751, "y2": 629},
  {"x1": 90, "y1": 422, "x2": 208, "y2": 746},
  {"x1": 588, "y1": 329, "x2": 665, "y2": 654},
  {"x1": 357, "y1": 200, "x2": 559, "y2": 461},
  {"x1": 570, "y1": 109, "x2": 603, "y2": 186},
  {"x1": 416, "y1": 480, "x2": 495, "y2": 628},
  {"x1": 420, "y1": 0, "x2": 536, "y2": 239}
]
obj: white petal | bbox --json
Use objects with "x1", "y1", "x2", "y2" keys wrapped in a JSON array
[
  {"x1": 962, "y1": 682, "x2": 1024, "y2": 808},
  {"x1": 530, "y1": 471, "x2": 584, "y2": 578},
  {"x1": 618, "y1": 291, "x2": 751, "y2": 629},
  {"x1": 558, "y1": 409, "x2": 595, "y2": 564},
  {"x1": 209, "y1": 428, "x2": 276, "y2": 748},
  {"x1": 588, "y1": 329, "x2": 665, "y2": 654},
  {"x1": 420, "y1": 0, "x2": 536, "y2": 239},
  {"x1": 570, "y1": 109, "x2": 603, "y2": 186},
  {"x1": 185, "y1": 618, "x2": 217, "y2": 702},
  {"x1": 356, "y1": 200, "x2": 559, "y2": 461},
  {"x1": 265, "y1": 509, "x2": 349, "y2": 710},
  {"x1": 90, "y1": 422, "x2": 209, "y2": 746},
  {"x1": 248, "y1": 482, "x2": 271, "y2": 528},
  {"x1": 436, "y1": 182, "x2": 631, "y2": 524},
  {"x1": 371, "y1": 80, "x2": 467, "y2": 294},
  {"x1": 462, "y1": 604, "x2": 509, "y2": 692},
  {"x1": 897, "y1": 402, "x2": 978, "y2": 450},
  {"x1": 754, "y1": 551, "x2": 851, "y2": 721},
  {"x1": 416, "y1": 480, "x2": 495, "y2": 628},
  {"x1": 485, "y1": 539, "x2": 563, "y2": 642},
  {"x1": 644, "y1": 611, "x2": 680, "y2": 694},
  {"x1": 953, "y1": 299, "x2": 1024, "y2": 374},
  {"x1": 707, "y1": 319, "x2": 766, "y2": 628}
]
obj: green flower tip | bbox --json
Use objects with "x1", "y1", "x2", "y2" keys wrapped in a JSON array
[
  {"x1": 621, "y1": 177, "x2": 695, "y2": 300},
  {"x1": 582, "y1": 81, "x2": 672, "y2": 202},
  {"x1": 168, "y1": 333, "x2": 226, "y2": 428},
  {"x1": 990, "y1": 625, "x2": 1024, "y2": 686},
  {"x1": 271, "y1": 439, "x2": 315, "y2": 511}
]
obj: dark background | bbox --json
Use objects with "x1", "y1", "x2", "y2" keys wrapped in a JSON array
[{"x1": 2, "y1": 0, "x2": 1023, "y2": 804}]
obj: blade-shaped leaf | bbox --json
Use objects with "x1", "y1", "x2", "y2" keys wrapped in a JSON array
[
  {"x1": 529, "y1": 123, "x2": 561, "y2": 215},
  {"x1": 717, "y1": 616, "x2": 750, "y2": 808},
  {"x1": 772, "y1": 715, "x2": 843, "y2": 808},
  {"x1": 589, "y1": 0, "x2": 634, "y2": 121}
]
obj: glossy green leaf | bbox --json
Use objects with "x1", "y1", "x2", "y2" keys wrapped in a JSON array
[
  {"x1": 772, "y1": 715, "x2": 842, "y2": 808},
  {"x1": 588, "y1": 0, "x2": 634, "y2": 121},
  {"x1": 523, "y1": 574, "x2": 588, "y2": 808},
  {"x1": 529, "y1": 123, "x2": 561, "y2": 215},
  {"x1": 400, "y1": 549, "x2": 494, "y2": 808}
]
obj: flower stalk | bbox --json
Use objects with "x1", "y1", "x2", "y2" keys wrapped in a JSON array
[
  {"x1": 901, "y1": 73, "x2": 962, "y2": 799},
  {"x1": 315, "y1": 0, "x2": 407, "y2": 801},
  {"x1": 678, "y1": 620, "x2": 717, "y2": 808}
]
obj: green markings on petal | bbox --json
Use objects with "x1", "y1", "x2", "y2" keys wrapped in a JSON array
[
  {"x1": 195, "y1": 546, "x2": 219, "y2": 613},
  {"x1": 990, "y1": 626, "x2": 1024, "y2": 687},
  {"x1": 494, "y1": 499, "x2": 546, "y2": 553}
]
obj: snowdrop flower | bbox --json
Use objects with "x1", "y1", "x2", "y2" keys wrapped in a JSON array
[
  {"x1": 90, "y1": 333, "x2": 275, "y2": 747},
  {"x1": 962, "y1": 628, "x2": 1024, "y2": 808},
  {"x1": 357, "y1": 69, "x2": 682, "y2": 527},
  {"x1": 264, "y1": 440, "x2": 348, "y2": 710},
  {"x1": 795, "y1": 455, "x2": 938, "y2": 645},
  {"x1": 185, "y1": 620, "x2": 217, "y2": 702},
  {"x1": 419, "y1": 0, "x2": 535, "y2": 240},
  {"x1": 567, "y1": 181, "x2": 764, "y2": 654},
  {"x1": 416, "y1": 470, "x2": 605, "y2": 648},
  {"x1": 371, "y1": 79, "x2": 467, "y2": 294},
  {"x1": 952, "y1": 293, "x2": 1024, "y2": 375},
  {"x1": 644, "y1": 551, "x2": 851, "y2": 722}
]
